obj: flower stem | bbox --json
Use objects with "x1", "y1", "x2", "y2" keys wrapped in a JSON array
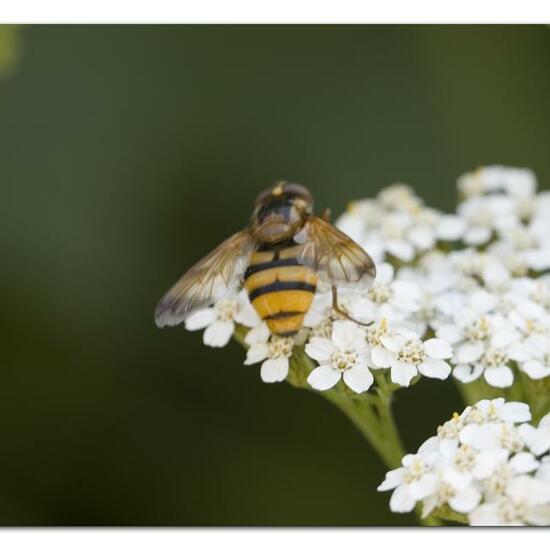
[
  {"x1": 455, "y1": 377, "x2": 503, "y2": 406},
  {"x1": 431, "y1": 506, "x2": 468, "y2": 525},
  {"x1": 319, "y1": 380, "x2": 440, "y2": 526},
  {"x1": 321, "y1": 390, "x2": 399, "y2": 465},
  {"x1": 291, "y1": 352, "x2": 440, "y2": 525},
  {"x1": 234, "y1": 329, "x2": 441, "y2": 526}
]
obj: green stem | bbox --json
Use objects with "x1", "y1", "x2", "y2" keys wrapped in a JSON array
[
  {"x1": 320, "y1": 387, "x2": 440, "y2": 526},
  {"x1": 234, "y1": 330, "x2": 441, "y2": 526},
  {"x1": 530, "y1": 393, "x2": 550, "y2": 425},
  {"x1": 516, "y1": 372, "x2": 550, "y2": 424},
  {"x1": 431, "y1": 506, "x2": 468, "y2": 525},
  {"x1": 455, "y1": 377, "x2": 504, "y2": 406},
  {"x1": 456, "y1": 380, "x2": 479, "y2": 406},
  {"x1": 322, "y1": 390, "x2": 399, "y2": 466}
]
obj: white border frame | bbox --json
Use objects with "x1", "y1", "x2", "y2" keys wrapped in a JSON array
[
  {"x1": 0, "y1": 528, "x2": 547, "y2": 550},
  {"x1": 0, "y1": 0, "x2": 550, "y2": 24},
  {"x1": 1, "y1": 5, "x2": 549, "y2": 547}
]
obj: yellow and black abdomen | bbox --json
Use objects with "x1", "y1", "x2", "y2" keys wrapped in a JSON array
[{"x1": 244, "y1": 245, "x2": 317, "y2": 336}]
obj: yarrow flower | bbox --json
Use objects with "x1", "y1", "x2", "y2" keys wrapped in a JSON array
[
  {"x1": 185, "y1": 289, "x2": 259, "y2": 347},
  {"x1": 377, "y1": 399, "x2": 550, "y2": 526},
  {"x1": 243, "y1": 322, "x2": 294, "y2": 383},
  {"x1": 305, "y1": 320, "x2": 374, "y2": 393},
  {"x1": 333, "y1": 166, "x2": 550, "y2": 389},
  {"x1": 370, "y1": 328, "x2": 453, "y2": 386}
]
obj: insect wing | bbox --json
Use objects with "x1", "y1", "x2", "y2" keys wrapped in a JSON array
[
  {"x1": 297, "y1": 216, "x2": 376, "y2": 290},
  {"x1": 155, "y1": 229, "x2": 255, "y2": 328}
]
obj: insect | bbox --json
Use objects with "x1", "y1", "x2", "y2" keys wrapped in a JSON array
[{"x1": 155, "y1": 182, "x2": 376, "y2": 336}]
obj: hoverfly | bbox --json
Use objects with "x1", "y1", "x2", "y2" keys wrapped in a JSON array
[{"x1": 155, "y1": 182, "x2": 376, "y2": 336}]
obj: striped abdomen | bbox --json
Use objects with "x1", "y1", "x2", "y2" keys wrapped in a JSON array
[{"x1": 244, "y1": 244, "x2": 317, "y2": 336}]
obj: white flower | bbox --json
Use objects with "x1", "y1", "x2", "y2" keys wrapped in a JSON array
[
  {"x1": 438, "y1": 437, "x2": 508, "y2": 482},
  {"x1": 243, "y1": 323, "x2": 294, "y2": 383},
  {"x1": 491, "y1": 223, "x2": 550, "y2": 272},
  {"x1": 457, "y1": 166, "x2": 537, "y2": 200},
  {"x1": 303, "y1": 286, "x2": 364, "y2": 334},
  {"x1": 377, "y1": 183, "x2": 423, "y2": 212},
  {"x1": 336, "y1": 184, "x2": 461, "y2": 265},
  {"x1": 379, "y1": 399, "x2": 550, "y2": 525},
  {"x1": 305, "y1": 320, "x2": 373, "y2": 393},
  {"x1": 510, "y1": 334, "x2": 550, "y2": 380},
  {"x1": 348, "y1": 262, "x2": 421, "y2": 325},
  {"x1": 465, "y1": 398, "x2": 531, "y2": 425},
  {"x1": 519, "y1": 412, "x2": 550, "y2": 456},
  {"x1": 368, "y1": 210, "x2": 417, "y2": 262},
  {"x1": 459, "y1": 422, "x2": 525, "y2": 454},
  {"x1": 469, "y1": 476, "x2": 550, "y2": 526},
  {"x1": 457, "y1": 195, "x2": 518, "y2": 246},
  {"x1": 436, "y1": 214, "x2": 466, "y2": 241},
  {"x1": 378, "y1": 451, "x2": 439, "y2": 513},
  {"x1": 302, "y1": 291, "x2": 335, "y2": 338},
  {"x1": 371, "y1": 328, "x2": 452, "y2": 386},
  {"x1": 438, "y1": 309, "x2": 520, "y2": 388},
  {"x1": 185, "y1": 290, "x2": 260, "y2": 347}
]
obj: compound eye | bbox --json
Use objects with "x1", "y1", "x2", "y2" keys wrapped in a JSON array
[
  {"x1": 283, "y1": 183, "x2": 312, "y2": 203},
  {"x1": 255, "y1": 182, "x2": 286, "y2": 206},
  {"x1": 254, "y1": 181, "x2": 312, "y2": 207}
]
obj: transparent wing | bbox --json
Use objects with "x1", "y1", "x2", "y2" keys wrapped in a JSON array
[
  {"x1": 155, "y1": 229, "x2": 254, "y2": 328},
  {"x1": 297, "y1": 216, "x2": 376, "y2": 290}
]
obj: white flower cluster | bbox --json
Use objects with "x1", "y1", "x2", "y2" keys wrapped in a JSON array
[
  {"x1": 378, "y1": 398, "x2": 550, "y2": 526},
  {"x1": 334, "y1": 166, "x2": 550, "y2": 389},
  {"x1": 183, "y1": 166, "x2": 550, "y2": 391}
]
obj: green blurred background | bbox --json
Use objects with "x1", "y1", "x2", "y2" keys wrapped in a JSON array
[{"x1": 1, "y1": 25, "x2": 549, "y2": 526}]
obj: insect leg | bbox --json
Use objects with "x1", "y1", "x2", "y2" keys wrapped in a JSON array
[
  {"x1": 321, "y1": 208, "x2": 331, "y2": 222},
  {"x1": 331, "y1": 286, "x2": 373, "y2": 326}
]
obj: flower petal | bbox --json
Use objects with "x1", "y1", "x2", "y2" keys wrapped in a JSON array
[
  {"x1": 449, "y1": 486, "x2": 481, "y2": 514},
  {"x1": 437, "y1": 214, "x2": 465, "y2": 240},
  {"x1": 244, "y1": 342, "x2": 269, "y2": 365},
  {"x1": 453, "y1": 364, "x2": 483, "y2": 383},
  {"x1": 307, "y1": 365, "x2": 341, "y2": 391},
  {"x1": 499, "y1": 401, "x2": 531, "y2": 423},
  {"x1": 424, "y1": 338, "x2": 453, "y2": 359},
  {"x1": 305, "y1": 337, "x2": 335, "y2": 363},
  {"x1": 390, "y1": 361, "x2": 418, "y2": 387},
  {"x1": 185, "y1": 308, "x2": 217, "y2": 331},
  {"x1": 244, "y1": 322, "x2": 270, "y2": 346},
  {"x1": 203, "y1": 320, "x2": 234, "y2": 347},
  {"x1": 509, "y1": 452, "x2": 539, "y2": 474},
  {"x1": 456, "y1": 341, "x2": 484, "y2": 364},
  {"x1": 436, "y1": 324, "x2": 461, "y2": 344},
  {"x1": 409, "y1": 473, "x2": 437, "y2": 500},
  {"x1": 491, "y1": 327, "x2": 520, "y2": 349},
  {"x1": 371, "y1": 345, "x2": 394, "y2": 368},
  {"x1": 375, "y1": 262, "x2": 394, "y2": 285},
  {"x1": 483, "y1": 366, "x2": 514, "y2": 388},
  {"x1": 472, "y1": 448, "x2": 508, "y2": 478},
  {"x1": 389, "y1": 484, "x2": 417, "y2": 513},
  {"x1": 380, "y1": 334, "x2": 404, "y2": 353},
  {"x1": 260, "y1": 357, "x2": 289, "y2": 383},
  {"x1": 387, "y1": 240, "x2": 415, "y2": 262},
  {"x1": 332, "y1": 320, "x2": 361, "y2": 349},
  {"x1": 523, "y1": 360, "x2": 550, "y2": 380},
  {"x1": 343, "y1": 365, "x2": 374, "y2": 393},
  {"x1": 377, "y1": 468, "x2": 405, "y2": 491},
  {"x1": 418, "y1": 357, "x2": 451, "y2": 380},
  {"x1": 233, "y1": 304, "x2": 261, "y2": 328},
  {"x1": 469, "y1": 503, "x2": 501, "y2": 526}
]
